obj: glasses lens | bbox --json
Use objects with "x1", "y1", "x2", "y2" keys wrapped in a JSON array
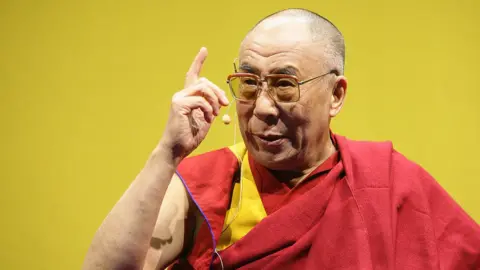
[
  {"x1": 267, "y1": 76, "x2": 299, "y2": 102},
  {"x1": 229, "y1": 76, "x2": 258, "y2": 101}
]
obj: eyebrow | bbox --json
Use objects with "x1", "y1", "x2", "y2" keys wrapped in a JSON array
[
  {"x1": 239, "y1": 63, "x2": 259, "y2": 74},
  {"x1": 270, "y1": 66, "x2": 299, "y2": 76},
  {"x1": 238, "y1": 63, "x2": 299, "y2": 76}
]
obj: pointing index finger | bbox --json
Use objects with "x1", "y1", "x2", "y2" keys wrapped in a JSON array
[{"x1": 185, "y1": 47, "x2": 208, "y2": 87}]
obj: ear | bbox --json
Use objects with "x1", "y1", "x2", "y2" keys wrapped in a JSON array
[{"x1": 329, "y1": 75, "x2": 347, "y2": 117}]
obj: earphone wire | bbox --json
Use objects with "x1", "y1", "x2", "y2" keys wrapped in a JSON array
[
  {"x1": 214, "y1": 249, "x2": 225, "y2": 270},
  {"x1": 221, "y1": 107, "x2": 243, "y2": 234},
  {"x1": 233, "y1": 109, "x2": 237, "y2": 146},
  {"x1": 216, "y1": 104, "x2": 242, "y2": 268}
]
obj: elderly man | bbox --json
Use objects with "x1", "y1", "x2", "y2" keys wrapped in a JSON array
[{"x1": 83, "y1": 8, "x2": 480, "y2": 270}]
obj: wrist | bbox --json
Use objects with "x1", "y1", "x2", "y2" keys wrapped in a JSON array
[{"x1": 153, "y1": 138, "x2": 185, "y2": 169}]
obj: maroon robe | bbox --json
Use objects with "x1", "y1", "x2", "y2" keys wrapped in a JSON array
[
  {"x1": 172, "y1": 134, "x2": 480, "y2": 269},
  {"x1": 249, "y1": 150, "x2": 339, "y2": 215}
]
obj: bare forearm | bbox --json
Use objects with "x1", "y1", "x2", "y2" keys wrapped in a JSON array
[{"x1": 83, "y1": 143, "x2": 178, "y2": 270}]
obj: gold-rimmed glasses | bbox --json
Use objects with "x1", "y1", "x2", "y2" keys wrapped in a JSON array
[{"x1": 226, "y1": 60, "x2": 337, "y2": 103}]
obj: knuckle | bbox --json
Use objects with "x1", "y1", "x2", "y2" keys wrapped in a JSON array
[
  {"x1": 199, "y1": 84, "x2": 210, "y2": 94},
  {"x1": 199, "y1": 81, "x2": 207, "y2": 88},
  {"x1": 203, "y1": 101, "x2": 213, "y2": 111},
  {"x1": 171, "y1": 92, "x2": 182, "y2": 103}
]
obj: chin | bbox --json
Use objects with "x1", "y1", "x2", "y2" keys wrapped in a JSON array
[{"x1": 249, "y1": 144, "x2": 300, "y2": 171}]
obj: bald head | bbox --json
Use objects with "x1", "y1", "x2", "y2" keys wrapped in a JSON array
[{"x1": 245, "y1": 8, "x2": 345, "y2": 75}]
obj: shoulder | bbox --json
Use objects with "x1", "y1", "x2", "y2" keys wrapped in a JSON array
[
  {"x1": 334, "y1": 134, "x2": 429, "y2": 189},
  {"x1": 335, "y1": 134, "x2": 394, "y2": 158},
  {"x1": 178, "y1": 147, "x2": 233, "y2": 171},
  {"x1": 335, "y1": 133, "x2": 420, "y2": 169},
  {"x1": 335, "y1": 133, "x2": 439, "y2": 213},
  {"x1": 176, "y1": 145, "x2": 243, "y2": 184},
  {"x1": 181, "y1": 147, "x2": 232, "y2": 162},
  {"x1": 178, "y1": 143, "x2": 246, "y2": 172}
]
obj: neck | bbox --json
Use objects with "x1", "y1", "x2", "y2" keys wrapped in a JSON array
[{"x1": 270, "y1": 136, "x2": 336, "y2": 187}]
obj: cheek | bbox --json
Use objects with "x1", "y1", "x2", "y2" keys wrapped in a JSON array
[
  {"x1": 287, "y1": 94, "x2": 330, "y2": 135},
  {"x1": 236, "y1": 104, "x2": 253, "y2": 133},
  {"x1": 279, "y1": 105, "x2": 307, "y2": 147},
  {"x1": 285, "y1": 99, "x2": 318, "y2": 126},
  {"x1": 299, "y1": 90, "x2": 331, "y2": 118}
]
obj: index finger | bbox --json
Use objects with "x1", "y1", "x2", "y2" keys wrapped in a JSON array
[{"x1": 185, "y1": 47, "x2": 208, "y2": 87}]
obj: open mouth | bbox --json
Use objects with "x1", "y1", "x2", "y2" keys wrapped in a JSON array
[
  {"x1": 255, "y1": 134, "x2": 287, "y2": 147},
  {"x1": 259, "y1": 134, "x2": 283, "y2": 141}
]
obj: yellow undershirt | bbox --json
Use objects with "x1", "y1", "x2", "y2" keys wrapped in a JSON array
[{"x1": 216, "y1": 143, "x2": 268, "y2": 251}]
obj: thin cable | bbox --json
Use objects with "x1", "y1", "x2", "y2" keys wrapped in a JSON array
[
  {"x1": 214, "y1": 249, "x2": 225, "y2": 270},
  {"x1": 233, "y1": 109, "x2": 237, "y2": 145},
  {"x1": 221, "y1": 171, "x2": 243, "y2": 233},
  {"x1": 221, "y1": 109, "x2": 243, "y2": 233},
  {"x1": 216, "y1": 106, "x2": 242, "y2": 269}
]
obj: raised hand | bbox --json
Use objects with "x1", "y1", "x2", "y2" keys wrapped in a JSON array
[{"x1": 159, "y1": 47, "x2": 229, "y2": 166}]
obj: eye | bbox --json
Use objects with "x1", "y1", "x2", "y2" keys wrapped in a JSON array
[
  {"x1": 271, "y1": 78, "x2": 296, "y2": 88},
  {"x1": 243, "y1": 78, "x2": 257, "y2": 85},
  {"x1": 277, "y1": 79, "x2": 295, "y2": 87}
]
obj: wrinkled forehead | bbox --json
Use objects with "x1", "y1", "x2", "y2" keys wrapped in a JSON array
[{"x1": 238, "y1": 18, "x2": 324, "y2": 76}]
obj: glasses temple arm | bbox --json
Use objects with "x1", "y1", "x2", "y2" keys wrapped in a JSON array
[{"x1": 298, "y1": 69, "x2": 338, "y2": 85}]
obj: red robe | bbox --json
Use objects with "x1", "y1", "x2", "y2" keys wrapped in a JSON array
[
  {"x1": 172, "y1": 134, "x2": 480, "y2": 269},
  {"x1": 249, "y1": 150, "x2": 340, "y2": 215}
]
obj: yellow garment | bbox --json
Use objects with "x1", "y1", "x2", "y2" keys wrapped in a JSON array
[{"x1": 216, "y1": 143, "x2": 268, "y2": 251}]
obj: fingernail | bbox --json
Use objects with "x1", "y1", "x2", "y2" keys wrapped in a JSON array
[{"x1": 222, "y1": 92, "x2": 229, "y2": 104}]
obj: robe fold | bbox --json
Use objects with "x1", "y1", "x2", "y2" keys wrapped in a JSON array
[{"x1": 171, "y1": 134, "x2": 480, "y2": 269}]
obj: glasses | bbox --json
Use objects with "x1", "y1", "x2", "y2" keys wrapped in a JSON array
[{"x1": 226, "y1": 60, "x2": 337, "y2": 103}]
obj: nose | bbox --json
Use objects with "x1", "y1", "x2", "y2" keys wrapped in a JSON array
[{"x1": 252, "y1": 85, "x2": 279, "y2": 124}]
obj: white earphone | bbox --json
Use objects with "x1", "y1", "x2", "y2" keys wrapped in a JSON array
[
  {"x1": 222, "y1": 114, "x2": 231, "y2": 125},
  {"x1": 222, "y1": 102, "x2": 233, "y2": 125}
]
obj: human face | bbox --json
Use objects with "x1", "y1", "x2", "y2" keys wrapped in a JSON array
[{"x1": 236, "y1": 19, "x2": 344, "y2": 171}]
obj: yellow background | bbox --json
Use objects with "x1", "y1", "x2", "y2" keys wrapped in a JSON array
[{"x1": 1, "y1": 0, "x2": 479, "y2": 269}]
